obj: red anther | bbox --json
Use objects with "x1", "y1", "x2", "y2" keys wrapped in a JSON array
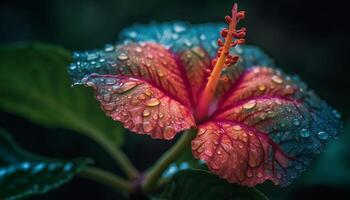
[
  {"x1": 221, "y1": 28, "x2": 228, "y2": 37},
  {"x1": 224, "y1": 59, "x2": 231, "y2": 65},
  {"x1": 211, "y1": 58, "x2": 217, "y2": 66},
  {"x1": 234, "y1": 31, "x2": 246, "y2": 38},
  {"x1": 232, "y1": 55, "x2": 239, "y2": 62},
  {"x1": 225, "y1": 15, "x2": 232, "y2": 24},
  {"x1": 230, "y1": 41, "x2": 238, "y2": 47},
  {"x1": 217, "y1": 39, "x2": 224, "y2": 46},
  {"x1": 237, "y1": 39, "x2": 245, "y2": 45},
  {"x1": 237, "y1": 27, "x2": 246, "y2": 32},
  {"x1": 219, "y1": 76, "x2": 229, "y2": 82},
  {"x1": 237, "y1": 11, "x2": 245, "y2": 20}
]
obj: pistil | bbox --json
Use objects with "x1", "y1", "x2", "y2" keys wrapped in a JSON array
[{"x1": 195, "y1": 3, "x2": 246, "y2": 120}]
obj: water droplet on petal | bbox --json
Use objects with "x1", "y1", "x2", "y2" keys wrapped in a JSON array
[
  {"x1": 299, "y1": 128, "x2": 310, "y2": 138},
  {"x1": 316, "y1": 131, "x2": 328, "y2": 140},
  {"x1": 164, "y1": 126, "x2": 176, "y2": 139},
  {"x1": 233, "y1": 125, "x2": 242, "y2": 131},
  {"x1": 146, "y1": 98, "x2": 160, "y2": 107},
  {"x1": 258, "y1": 84, "x2": 266, "y2": 91},
  {"x1": 69, "y1": 64, "x2": 77, "y2": 70},
  {"x1": 143, "y1": 122, "x2": 153, "y2": 133},
  {"x1": 86, "y1": 53, "x2": 99, "y2": 61},
  {"x1": 243, "y1": 100, "x2": 256, "y2": 110},
  {"x1": 135, "y1": 47, "x2": 143, "y2": 53},
  {"x1": 104, "y1": 44, "x2": 114, "y2": 52},
  {"x1": 257, "y1": 172, "x2": 263, "y2": 178},
  {"x1": 118, "y1": 53, "x2": 129, "y2": 61},
  {"x1": 332, "y1": 110, "x2": 341, "y2": 119},
  {"x1": 143, "y1": 109, "x2": 151, "y2": 117},
  {"x1": 246, "y1": 170, "x2": 253, "y2": 177},
  {"x1": 105, "y1": 78, "x2": 116, "y2": 85},
  {"x1": 173, "y1": 24, "x2": 186, "y2": 32},
  {"x1": 293, "y1": 119, "x2": 300, "y2": 126},
  {"x1": 271, "y1": 75, "x2": 283, "y2": 84},
  {"x1": 192, "y1": 47, "x2": 206, "y2": 58},
  {"x1": 117, "y1": 82, "x2": 137, "y2": 93}
]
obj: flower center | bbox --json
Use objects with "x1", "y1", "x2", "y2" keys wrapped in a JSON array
[{"x1": 195, "y1": 3, "x2": 246, "y2": 121}]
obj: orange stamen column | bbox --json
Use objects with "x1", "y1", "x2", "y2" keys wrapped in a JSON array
[{"x1": 195, "y1": 3, "x2": 246, "y2": 120}]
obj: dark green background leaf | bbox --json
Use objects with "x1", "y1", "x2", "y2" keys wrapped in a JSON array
[
  {"x1": 0, "y1": 43, "x2": 123, "y2": 145},
  {"x1": 161, "y1": 169, "x2": 269, "y2": 200},
  {"x1": 0, "y1": 129, "x2": 91, "y2": 200}
]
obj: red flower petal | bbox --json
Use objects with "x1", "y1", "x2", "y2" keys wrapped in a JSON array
[
  {"x1": 83, "y1": 75, "x2": 195, "y2": 139},
  {"x1": 193, "y1": 66, "x2": 341, "y2": 186},
  {"x1": 177, "y1": 46, "x2": 211, "y2": 103}
]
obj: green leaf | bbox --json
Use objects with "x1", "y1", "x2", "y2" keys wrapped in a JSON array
[
  {"x1": 0, "y1": 42, "x2": 123, "y2": 145},
  {"x1": 0, "y1": 129, "x2": 92, "y2": 200},
  {"x1": 161, "y1": 169, "x2": 269, "y2": 200}
]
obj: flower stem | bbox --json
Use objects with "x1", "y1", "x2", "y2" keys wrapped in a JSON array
[
  {"x1": 91, "y1": 133, "x2": 139, "y2": 179},
  {"x1": 80, "y1": 166, "x2": 132, "y2": 193},
  {"x1": 142, "y1": 129, "x2": 196, "y2": 193}
]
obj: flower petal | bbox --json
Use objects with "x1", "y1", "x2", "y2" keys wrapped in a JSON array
[
  {"x1": 120, "y1": 22, "x2": 274, "y2": 103},
  {"x1": 82, "y1": 74, "x2": 195, "y2": 139},
  {"x1": 69, "y1": 42, "x2": 192, "y2": 107},
  {"x1": 193, "y1": 67, "x2": 341, "y2": 186}
]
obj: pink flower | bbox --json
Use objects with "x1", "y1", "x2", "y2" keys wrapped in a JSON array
[{"x1": 68, "y1": 4, "x2": 341, "y2": 186}]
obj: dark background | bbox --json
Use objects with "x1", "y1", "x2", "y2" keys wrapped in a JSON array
[{"x1": 0, "y1": 0, "x2": 349, "y2": 199}]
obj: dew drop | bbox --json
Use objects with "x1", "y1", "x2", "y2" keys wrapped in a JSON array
[
  {"x1": 117, "y1": 82, "x2": 137, "y2": 93},
  {"x1": 192, "y1": 47, "x2": 206, "y2": 58},
  {"x1": 104, "y1": 44, "x2": 114, "y2": 52},
  {"x1": 146, "y1": 98, "x2": 160, "y2": 107},
  {"x1": 69, "y1": 64, "x2": 77, "y2": 70},
  {"x1": 135, "y1": 47, "x2": 143, "y2": 53},
  {"x1": 257, "y1": 172, "x2": 263, "y2": 178},
  {"x1": 243, "y1": 100, "x2": 257, "y2": 110},
  {"x1": 86, "y1": 53, "x2": 99, "y2": 61},
  {"x1": 299, "y1": 128, "x2": 310, "y2": 138},
  {"x1": 293, "y1": 119, "x2": 300, "y2": 126},
  {"x1": 258, "y1": 84, "x2": 266, "y2": 91},
  {"x1": 164, "y1": 126, "x2": 176, "y2": 139},
  {"x1": 64, "y1": 163, "x2": 73, "y2": 171},
  {"x1": 143, "y1": 109, "x2": 151, "y2": 117},
  {"x1": 118, "y1": 53, "x2": 129, "y2": 61},
  {"x1": 271, "y1": 75, "x2": 283, "y2": 84},
  {"x1": 157, "y1": 69, "x2": 165, "y2": 77},
  {"x1": 233, "y1": 125, "x2": 242, "y2": 131},
  {"x1": 316, "y1": 131, "x2": 328, "y2": 140},
  {"x1": 332, "y1": 110, "x2": 341, "y2": 119},
  {"x1": 199, "y1": 34, "x2": 206, "y2": 40},
  {"x1": 246, "y1": 170, "x2": 253, "y2": 177},
  {"x1": 173, "y1": 24, "x2": 186, "y2": 32},
  {"x1": 143, "y1": 122, "x2": 153, "y2": 133},
  {"x1": 105, "y1": 78, "x2": 116, "y2": 85}
]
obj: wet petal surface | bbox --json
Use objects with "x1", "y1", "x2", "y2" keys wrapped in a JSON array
[
  {"x1": 193, "y1": 67, "x2": 341, "y2": 186},
  {"x1": 83, "y1": 75, "x2": 195, "y2": 139}
]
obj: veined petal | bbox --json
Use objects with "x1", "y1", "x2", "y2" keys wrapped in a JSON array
[
  {"x1": 120, "y1": 22, "x2": 274, "y2": 103},
  {"x1": 193, "y1": 66, "x2": 341, "y2": 186},
  {"x1": 82, "y1": 75, "x2": 195, "y2": 139},
  {"x1": 69, "y1": 42, "x2": 192, "y2": 107}
]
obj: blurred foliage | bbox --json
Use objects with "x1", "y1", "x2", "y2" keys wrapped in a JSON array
[
  {"x1": 161, "y1": 169, "x2": 268, "y2": 200},
  {"x1": 0, "y1": 129, "x2": 91, "y2": 200},
  {"x1": 0, "y1": 43, "x2": 123, "y2": 145}
]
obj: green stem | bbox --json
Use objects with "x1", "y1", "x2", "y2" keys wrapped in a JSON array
[
  {"x1": 80, "y1": 167, "x2": 132, "y2": 193},
  {"x1": 90, "y1": 133, "x2": 139, "y2": 179},
  {"x1": 142, "y1": 129, "x2": 196, "y2": 193}
]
